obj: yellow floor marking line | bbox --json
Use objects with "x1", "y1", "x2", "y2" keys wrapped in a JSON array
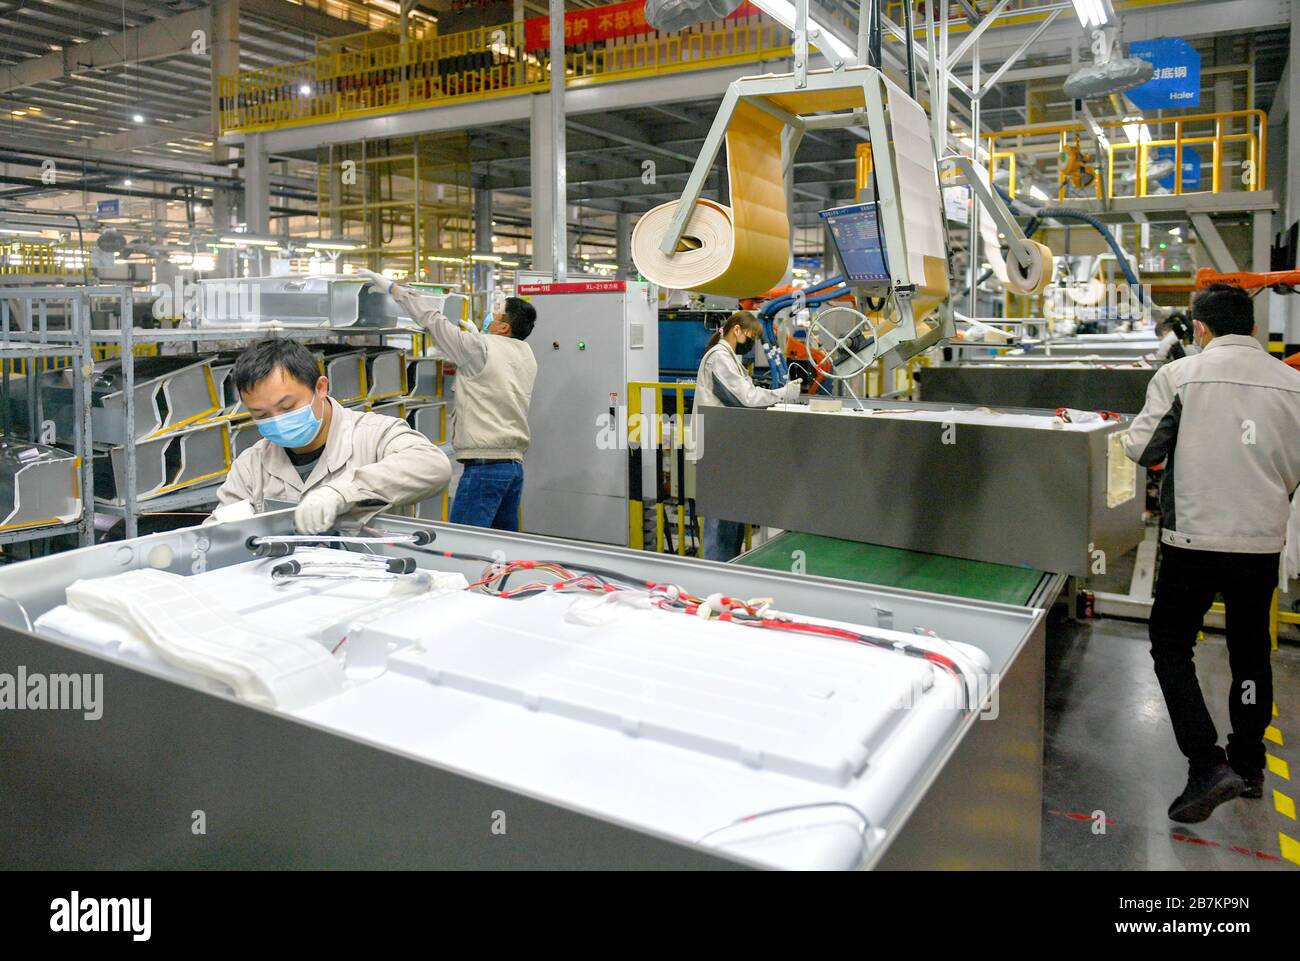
[
  {"x1": 1281, "y1": 833, "x2": 1300, "y2": 867},
  {"x1": 1266, "y1": 754, "x2": 1291, "y2": 780},
  {"x1": 1266, "y1": 725, "x2": 1285, "y2": 746},
  {"x1": 1276, "y1": 791, "x2": 1297, "y2": 820}
]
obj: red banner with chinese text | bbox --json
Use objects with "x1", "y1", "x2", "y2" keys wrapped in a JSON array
[{"x1": 524, "y1": 1, "x2": 761, "y2": 52}]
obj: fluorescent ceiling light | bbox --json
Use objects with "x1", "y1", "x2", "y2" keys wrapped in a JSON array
[
  {"x1": 499, "y1": 260, "x2": 520, "y2": 267},
  {"x1": 132, "y1": 113, "x2": 144, "y2": 123},
  {"x1": 470, "y1": 253, "x2": 502, "y2": 262},
  {"x1": 219, "y1": 234, "x2": 279, "y2": 247},
  {"x1": 427, "y1": 254, "x2": 463, "y2": 263},
  {"x1": 1071, "y1": 0, "x2": 1111, "y2": 28},
  {"x1": 748, "y1": 0, "x2": 856, "y2": 63},
  {"x1": 305, "y1": 238, "x2": 363, "y2": 251},
  {"x1": 593, "y1": 263, "x2": 620, "y2": 270}
]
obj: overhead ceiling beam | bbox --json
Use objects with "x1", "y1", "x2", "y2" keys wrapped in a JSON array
[
  {"x1": 0, "y1": 8, "x2": 210, "y2": 95},
  {"x1": 88, "y1": 116, "x2": 214, "y2": 152},
  {"x1": 241, "y1": 0, "x2": 377, "y2": 38}
]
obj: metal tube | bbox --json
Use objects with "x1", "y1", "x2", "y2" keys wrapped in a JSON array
[
  {"x1": 549, "y1": 0, "x2": 567, "y2": 282},
  {"x1": 122, "y1": 289, "x2": 138, "y2": 540},
  {"x1": 902, "y1": 1, "x2": 916, "y2": 99},
  {"x1": 794, "y1": 0, "x2": 808, "y2": 88},
  {"x1": 968, "y1": 42, "x2": 981, "y2": 323}
]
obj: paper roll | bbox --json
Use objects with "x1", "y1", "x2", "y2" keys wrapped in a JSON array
[
  {"x1": 632, "y1": 101, "x2": 790, "y2": 298},
  {"x1": 1006, "y1": 241, "x2": 1054, "y2": 296}
]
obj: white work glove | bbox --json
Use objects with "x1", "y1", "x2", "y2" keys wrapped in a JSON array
[
  {"x1": 781, "y1": 378, "x2": 804, "y2": 402},
  {"x1": 294, "y1": 487, "x2": 347, "y2": 534},
  {"x1": 354, "y1": 268, "x2": 393, "y2": 295}
]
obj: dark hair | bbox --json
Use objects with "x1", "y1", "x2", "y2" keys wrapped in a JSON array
[
  {"x1": 232, "y1": 337, "x2": 321, "y2": 395},
  {"x1": 1158, "y1": 311, "x2": 1192, "y2": 341},
  {"x1": 705, "y1": 310, "x2": 763, "y2": 351},
  {"x1": 502, "y1": 296, "x2": 536, "y2": 340},
  {"x1": 1190, "y1": 284, "x2": 1255, "y2": 337}
]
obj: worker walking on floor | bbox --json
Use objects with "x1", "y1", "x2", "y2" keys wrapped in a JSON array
[
  {"x1": 362, "y1": 270, "x2": 538, "y2": 531},
  {"x1": 214, "y1": 337, "x2": 452, "y2": 532},
  {"x1": 691, "y1": 310, "x2": 802, "y2": 562},
  {"x1": 1123, "y1": 283, "x2": 1300, "y2": 823}
]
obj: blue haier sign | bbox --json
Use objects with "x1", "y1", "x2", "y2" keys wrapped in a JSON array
[{"x1": 1126, "y1": 38, "x2": 1201, "y2": 110}]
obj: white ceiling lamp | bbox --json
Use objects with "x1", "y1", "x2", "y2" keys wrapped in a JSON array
[
  {"x1": 218, "y1": 233, "x2": 280, "y2": 247},
  {"x1": 132, "y1": 113, "x2": 144, "y2": 123},
  {"x1": 304, "y1": 237, "x2": 363, "y2": 251},
  {"x1": 1071, "y1": 0, "x2": 1113, "y2": 28},
  {"x1": 747, "y1": 0, "x2": 857, "y2": 63}
]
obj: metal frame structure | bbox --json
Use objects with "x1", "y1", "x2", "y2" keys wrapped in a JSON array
[
  {"x1": 0, "y1": 288, "x2": 95, "y2": 549},
  {"x1": 655, "y1": 64, "x2": 936, "y2": 358},
  {"x1": 4, "y1": 286, "x2": 434, "y2": 540}
]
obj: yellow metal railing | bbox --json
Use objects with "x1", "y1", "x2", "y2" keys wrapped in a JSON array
[
  {"x1": 1210, "y1": 594, "x2": 1298, "y2": 651},
  {"x1": 627, "y1": 380, "x2": 700, "y2": 555},
  {"x1": 986, "y1": 109, "x2": 1268, "y2": 200},
  {"x1": 221, "y1": 12, "x2": 790, "y2": 135},
  {"x1": 0, "y1": 242, "x2": 88, "y2": 277}
]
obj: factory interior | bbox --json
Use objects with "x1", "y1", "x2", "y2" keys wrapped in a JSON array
[{"x1": 1, "y1": 0, "x2": 1300, "y2": 887}]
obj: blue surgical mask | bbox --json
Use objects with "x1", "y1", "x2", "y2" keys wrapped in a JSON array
[{"x1": 256, "y1": 395, "x2": 323, "y2": 449}]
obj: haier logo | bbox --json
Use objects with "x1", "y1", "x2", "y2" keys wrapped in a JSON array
[{"x1": 49, "y1": 892, "x2": 151, "y2": 942}]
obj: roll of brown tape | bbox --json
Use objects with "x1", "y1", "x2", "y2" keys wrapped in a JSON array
[
  {"x1": 631, "y1": 101, "x2": 790, "y2": 298},
  {"x1": 1006, "y1": 241, "x2": 1054, "y2": 296}
]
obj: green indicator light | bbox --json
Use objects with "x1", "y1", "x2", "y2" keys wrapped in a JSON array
[{"x1": 578, "y1": 341, "x2": 586, "y2": 350}]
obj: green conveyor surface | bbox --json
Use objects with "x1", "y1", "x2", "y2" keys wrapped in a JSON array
[{"x1": 736, "y1": 531, "x2": 1047, "y2": 606}]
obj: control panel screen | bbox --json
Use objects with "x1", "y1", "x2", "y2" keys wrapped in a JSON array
[{"x1": 819, "y1": 202, "x2": 891, "y2": 285}]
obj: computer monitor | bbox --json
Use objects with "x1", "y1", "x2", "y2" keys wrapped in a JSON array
[{"x1": 819, "y1": 202, "x2": 892, "y2": 289}]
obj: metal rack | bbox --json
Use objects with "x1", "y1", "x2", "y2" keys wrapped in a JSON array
[
  {"x1": 2, "y1": 284, "x2": 447, "y2": 541},
  {"x1": 77, "y1": 286, "x2": 427, "y2": 538},
  {"x1": 0, "y1": 287, "x2": 95, "y2": 549}
]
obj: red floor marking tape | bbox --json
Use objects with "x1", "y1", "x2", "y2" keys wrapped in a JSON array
[
  {"x1": 1048, "y1": 808, "x2": 1117, "y2": 826},
  {"x1": 1170, "y1": 833, "x2": 1283, "y2": 862},
  {"x1": 1050, "y1": 809, "x2": 1286, "y2": 862}
]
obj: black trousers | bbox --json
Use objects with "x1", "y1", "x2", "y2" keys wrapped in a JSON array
[{"x1": 1148, "y1": 544, "x2": 1278, "y2": 775}]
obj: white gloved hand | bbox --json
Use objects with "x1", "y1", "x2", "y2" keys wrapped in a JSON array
[
  {"x1": 354, "y1": 268, "x2": 393, "y2": 295},
  {"x1": 782, "y1": 378, "x2": 804, "y2": 402},
  {"x1": 294, "y1": 487, "x2": 348, "y2": 534}
]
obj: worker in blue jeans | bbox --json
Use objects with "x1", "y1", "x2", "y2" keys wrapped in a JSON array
[{"x1": 360, "y1": 270, "x2": 538, "y2": 530}]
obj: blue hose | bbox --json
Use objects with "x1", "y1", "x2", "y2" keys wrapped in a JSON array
[
  {"x1": 756, "y1": 277, "x2": 849, "y2": 386},
  {"x1": 992, "y1": 184, "x2": 1147, "y2": 305}
]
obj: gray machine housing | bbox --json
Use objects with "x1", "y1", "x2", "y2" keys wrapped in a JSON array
[
  {"x1": 695, "y1": 400, "x2": 1143, "y2": 576},
  {"x1": 918, "y1": 363, "x2": 1157, "y2": 415},
  {"x1": 521, "y1": 282, "x2": 660, "y2": 546}
]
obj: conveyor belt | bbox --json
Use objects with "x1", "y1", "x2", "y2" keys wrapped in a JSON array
[{"x1": 736, "y1": 531, "x2": 1051, "y2": 607}]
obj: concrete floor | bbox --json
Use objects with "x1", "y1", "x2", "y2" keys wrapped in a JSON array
[{"x1": 1042, "y1": 613, "x2": 1299, "y2": 870}]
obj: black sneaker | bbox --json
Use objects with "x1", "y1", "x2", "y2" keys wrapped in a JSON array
[
  {"x1": 1168, "y1": 764, "x2": 1246, "y2": 823},
  {"x1": 1233, "y1": 769, "x2": 1265, "y2": 799}
]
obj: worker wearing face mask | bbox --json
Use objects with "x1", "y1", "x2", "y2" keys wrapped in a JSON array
[
  {"x1": 211, "y1": 337, "x2": 451, "y2": 533},
  {"x1": 359, "y1": 270, "x2": 538, "y2": 532},
  {"x1": 1152, "y1": 312, "x2": 1198, "y2": 363},
  {"x1": 690, "y1": 310, "x2": 802, "y2": 561}
]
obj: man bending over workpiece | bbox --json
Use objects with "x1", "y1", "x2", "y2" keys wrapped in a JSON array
[{"x1": 213, "y1": 337, "x2": 451, "y2": 533}]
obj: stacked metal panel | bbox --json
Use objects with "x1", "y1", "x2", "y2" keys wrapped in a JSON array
[{"x1": 0, "y1": 439, "x2": 81, "y2": 534}]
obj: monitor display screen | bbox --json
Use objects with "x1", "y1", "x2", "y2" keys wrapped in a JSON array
[{"x1": 819, "y1": 202, "x2": 891, "y2": 285}]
